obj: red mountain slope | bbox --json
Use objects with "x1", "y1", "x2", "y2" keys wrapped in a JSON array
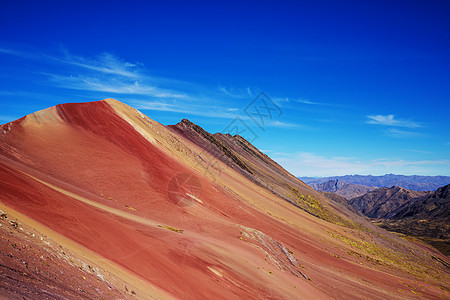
[{"x1": 0, "y1": 99, "x2": 448, "y2": 299}]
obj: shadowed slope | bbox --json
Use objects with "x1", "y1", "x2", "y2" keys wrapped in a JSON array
[
  {"x1": 349, "y1": 186, "x2": 431, "y2": 219},
  {"x1": 169, "y1": 120, "x2": 354, "y2": 227},
  {"x1": 374, "y1": 184, "x2": 450, "y2": 256}
]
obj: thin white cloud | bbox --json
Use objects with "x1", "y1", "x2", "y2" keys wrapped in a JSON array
[
  {"x1": 295, "y1": 99, "x2": 323, "y2": 105},
  {"x1": 268, "y1": 120, "x2": 302, "y2": 128},
  {"x1": 0, "y1": 47, "x2": 40, "y2": 60},
  {"x1": 218, "y1": 85, "x2": 255, "y2": 99},
  {"x1": 45, "y1": 73, "x2": 188, "y2": 99},
  {"x1": 275, "y1": 97, "x2": 343, "y2": 107},
  {"x1": 272, "y1": 97, "x2": 289, "y2": 103},
  {"x1": 56, "y1": 50, "x2": 140, "y2": 78},
  {"x1": 0, "y1": 44, "x2": 289, "y2": 124},
  {"x1": 128, "y1": 99, "x2": 296, "y2": 130},
  {"x1": 272, "y1": 152, "x2": 450, "y2": 177},
  {"x1": 0, "y1": 47, "x2": 23, "y2": 55},
  {"x1": 128, "y1": 99, "x2": 244, "y2": 120},
  {"x1": 260, "y1": 149, "x2": 272, "y2": 153},
  {"x1": 126, "y1": 100, "x2": 190, "y2": 113},
  {"x1": 367, "y1": 114, "x2": 421, "y2": 128},
  {"x1": 218, "y1": 85, "x2": 240, "y2": 98},
  {"x1": 1, "y1": 45, "x2": 188, "y2": 99},
  {"x1": 0, "y1": 46, "x2": 141, "y2": 78},
  {"x1": 402, "y1": 149, "x2": 431, "y2": 154},
  {"x1": 384, "y1": 128, "x2": 422, "y2": 138}
]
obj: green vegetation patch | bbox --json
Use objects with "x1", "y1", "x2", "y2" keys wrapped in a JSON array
[
  {"x1": 287, "y1": 188, "x2": 356, "y2": 228},
  {"x1": 157, "y1": 225, "x2": 184, "y2": 233}
]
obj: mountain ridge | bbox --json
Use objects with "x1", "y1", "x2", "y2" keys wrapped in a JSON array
[
  {"x1": 301, "y1": 174, "x2": 450, "y2": 191},
  {"x1": 349, "y1": 186, "x2": 431, "y2": 219},
  {"x1": 348, "y1": 184, "x2": 450, "y2": 256},
  {"x1": 310, "y1": 179, "x2": 376, "y2": 199},
  {"x1": 0, "y1": 99, "x2": 449, "y2": 299}
]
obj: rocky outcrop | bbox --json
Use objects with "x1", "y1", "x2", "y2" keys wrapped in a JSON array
[{"x1": 310, "y1": 179, "x2": 375, "y2": 199}]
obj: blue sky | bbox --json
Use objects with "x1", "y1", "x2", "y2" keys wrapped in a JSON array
[{"x1": 0, "y1": 0, "x2": 449, "y2": 176}]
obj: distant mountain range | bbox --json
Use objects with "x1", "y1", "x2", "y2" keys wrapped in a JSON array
[
  {"x1": 349, "y1": 186, "x2": 431, "y2": 219},
  {"x1": 349, "y1": 184, "x2": 450, "y2": 256},
  {"x1": 310, "y1": 179, "x2": 376, "y2": 199},
  {"x1": 392, "y1": 184, "x2": 449, "y2": 221},
  {"x1": 300, "y1": 174, "x2": 450, "y2": 192},
  {"x1": 311, "y1": 173, "x2": 450, "y2": 256}
]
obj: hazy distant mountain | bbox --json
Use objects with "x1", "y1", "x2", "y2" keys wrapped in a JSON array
[
  {"x1": 299, "y1": 174, "x2": 450, "y2": 191},
  {"x1": 310, "y1": 179, "x2": 376, "y2": 199}
]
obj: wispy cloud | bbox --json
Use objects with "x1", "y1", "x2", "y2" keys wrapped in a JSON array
[
  {"x1": 268, "y1": 120, "x2": 302, "y2": 128},
  {"x1": 45, "y1": 73, "x2": 188, "y2": 99},
  {"x1": 384, "y1": 128, "x2": 422, "y2": 138},
  {"x1": 127, "y1": 99, "x2": 197, "y2": 114},
  {"x1": 55, "y1": 49, "x2": 141, "y2": 78},
  {"x1": 260, "y1": 149, "x2": 272, "y2": 153},
  {"x1": 0, "y1": 45, "x2": 185, "y2": 98},
  {"x1": 0, "y1": 47, "x2": 41, "y2": 60},
  {"x1": 295, "y1": 99, "x2": 325, "y2": 105},
  {"x1": 274, "y1": 97, "x2": 344, "y2": 107},
  {"x1": 0, "y1": 44, "x2": 299, "y2": 128},
  {"x1": 272, "y1": 152, "x2": 450, "y2": 177},
  {"x1": 402, "y1": 149, "x2": 431, "y2": 154},
  {"x1": 128, "y1": 99, "x2": 297, "y2": 130},
  {"x1": 218, "y1": 85, "x2": 255, "y2": 99},
  {"x1": 128, "y1": 99, "x2": 244, "y2": 120},
  {"x1": 0, "y1": 45, "x2": 203, "y2": 100},
  {"x1": 367, "y1": 114, "x2": 421, "y2": 128},
  {"x1": 0, "y1": 46, "x2": 141, "y2": 78}
]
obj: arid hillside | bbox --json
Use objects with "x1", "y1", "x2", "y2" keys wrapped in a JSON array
[
  {"x1": 349, "y1": 186, "x2": 431, "y2": 219},
  {"x1": 0, "y1": 99, "x2": 449, "y2": 299}
]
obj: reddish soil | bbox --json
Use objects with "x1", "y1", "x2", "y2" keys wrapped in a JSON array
[
  {"x1": 0, "y1": 206, "x2": 129, "y2": 299},
  {"x1": 0, "y1": 99, "x2": 448, "y2": 299}
]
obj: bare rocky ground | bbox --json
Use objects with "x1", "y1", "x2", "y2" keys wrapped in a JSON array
[{"x1": 0, "y1": 208, "x2": 133, "y2": 300}]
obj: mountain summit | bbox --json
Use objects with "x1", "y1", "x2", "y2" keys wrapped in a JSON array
[{"x1": 0, "y1": 99, "x2": 449, "y2": 299}]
